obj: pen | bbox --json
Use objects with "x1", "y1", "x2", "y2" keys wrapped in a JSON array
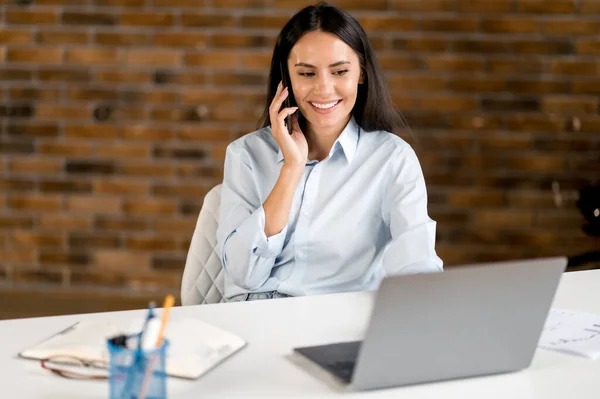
[
  {"x1": 140, "y1": 303, "x2": 160, "y2": 351},
  {"x1": 140, "y1": 302, "x2": 156, "y2": 347},
  {"x1": 137, "y1": 295, "x2": 175, "y2": 399},
  {"x1": 119, "y1": 302, "x2": 157, "y2": 399}
]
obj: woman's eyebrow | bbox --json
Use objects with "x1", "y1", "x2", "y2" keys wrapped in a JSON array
[{"x1": 293, "y1": 61, "x2": 350, "y2": 68}]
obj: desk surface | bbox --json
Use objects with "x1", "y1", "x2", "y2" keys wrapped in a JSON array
[{"x1": 2, "y1": 269, "x2": 600, "y2": 398}]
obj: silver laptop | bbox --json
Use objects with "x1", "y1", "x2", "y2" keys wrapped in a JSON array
[{"x1": 294, "y1": 257, "x2": 567, "y2": 391}]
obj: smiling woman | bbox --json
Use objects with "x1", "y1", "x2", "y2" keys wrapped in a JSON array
[
  {"x1": 287, "y1": 31, "x2": 365, "y2": 161},
  {"x1": 215, "y1": 1, "x2": 443, "y2": 302}
]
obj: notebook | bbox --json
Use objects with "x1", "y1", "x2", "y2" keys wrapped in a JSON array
[
  {"x1": 538, "y1": 308, "x2": 600, "y2": 360},
  {"x1": 18, "y1": 315, "x2": 246, "y2": 379}
]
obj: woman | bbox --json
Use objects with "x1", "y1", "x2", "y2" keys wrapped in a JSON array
[{"x1": 216, "y1": 2, "x2": 443, "y2": 302}]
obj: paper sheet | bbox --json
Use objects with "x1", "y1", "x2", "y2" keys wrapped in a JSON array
[{"x1": 538, "y1": 308, "x2": 600, "y2": 359}]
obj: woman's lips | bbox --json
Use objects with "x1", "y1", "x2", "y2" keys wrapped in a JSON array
[{"x1": 309, "y1": 100, "x2": 342, "y2": 114}]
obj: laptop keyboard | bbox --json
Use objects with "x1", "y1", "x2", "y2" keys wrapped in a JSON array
[
  {"x1": 295, "y1": 341, "x2": 362, "y2": 384},
  {"x1": 326, "y1": 360, "x2": 356, "y2": 383}
]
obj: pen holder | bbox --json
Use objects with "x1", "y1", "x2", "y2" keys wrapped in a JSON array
[{"x1": 107, "y1": 335, "x2": 168, "y2": 399}]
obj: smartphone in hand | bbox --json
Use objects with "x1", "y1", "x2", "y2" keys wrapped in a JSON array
[{"x1": 280, "y1": 62, "x2": 294, "y2": 134}]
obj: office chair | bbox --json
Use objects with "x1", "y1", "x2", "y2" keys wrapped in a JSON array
[
  {"x1": 181, "y1": 184, "x2": 226, "y2": 305},
  {"x1": 567, "y1": 184, "x2": 600, "y2": 271}
]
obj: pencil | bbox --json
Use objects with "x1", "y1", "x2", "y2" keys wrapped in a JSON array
[{"x1": 154, "y1": 295, "x2": 175, "y2": 347}]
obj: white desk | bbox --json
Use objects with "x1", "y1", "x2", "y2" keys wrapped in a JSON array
[{"x1": 2, "y1": 269, "x2": 600, "y2": 398}]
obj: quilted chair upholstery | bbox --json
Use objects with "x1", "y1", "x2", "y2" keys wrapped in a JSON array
[{"x1": 181, "y1": 184, "x2": 225, "y2": 305}]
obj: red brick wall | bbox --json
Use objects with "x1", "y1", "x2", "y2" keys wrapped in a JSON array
[{"x1": 1, "y1": 0, "x2": 598, "y2": 298}]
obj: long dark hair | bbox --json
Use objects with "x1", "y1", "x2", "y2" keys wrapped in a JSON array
[{"x1": 257, "y1": 2, "x2": 407, "y2": 134}]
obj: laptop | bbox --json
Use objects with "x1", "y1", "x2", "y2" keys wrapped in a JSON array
[{"x1": 294, "y1": 257, "x2": 567, "y2": 391}]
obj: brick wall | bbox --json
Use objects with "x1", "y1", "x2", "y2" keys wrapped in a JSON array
[{"x1": 1, "y1": 0, "x2": 599, "y2": 300}]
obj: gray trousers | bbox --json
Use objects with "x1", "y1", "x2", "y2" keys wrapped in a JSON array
[{"x1": 227, "y1": 291, "x2": 293, "y2": 302}]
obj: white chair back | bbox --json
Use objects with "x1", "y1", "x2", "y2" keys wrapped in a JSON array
[{"x1": 181, "y1": 184, "x2": 225, "y2": 305}]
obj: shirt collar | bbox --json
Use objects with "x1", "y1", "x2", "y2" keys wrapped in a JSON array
[{"x1": 276, "y1": 116, "x2": 360, "y2": 164}]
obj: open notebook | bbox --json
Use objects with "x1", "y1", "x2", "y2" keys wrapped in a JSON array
[{"x1": 18, "y1": 315, "x2": 246, "y2": 379}]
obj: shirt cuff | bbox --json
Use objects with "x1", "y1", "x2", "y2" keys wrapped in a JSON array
[{"x1": 236, "y1": 206, "x2": 288, "y2": 258}]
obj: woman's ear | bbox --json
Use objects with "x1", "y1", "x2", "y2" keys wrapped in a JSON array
[{"x1": 359, "y1": 69, "x2": 365, "y2": 84}]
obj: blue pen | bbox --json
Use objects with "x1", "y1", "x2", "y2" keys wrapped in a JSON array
[
  {"x1": 139, "y1": 302, "x2": 156, "y2": 350},
  {"x1": 120, "y1": 302, "x2": 156, "y2": 399}
]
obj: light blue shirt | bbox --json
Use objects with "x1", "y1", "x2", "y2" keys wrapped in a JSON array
[{"x1": 217, "y1": 117, "x2": 443, "y2": 299}]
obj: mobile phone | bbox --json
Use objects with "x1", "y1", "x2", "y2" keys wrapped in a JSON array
[{"x1": 279, "y1": 61, "x2": 294, "y2": 134}]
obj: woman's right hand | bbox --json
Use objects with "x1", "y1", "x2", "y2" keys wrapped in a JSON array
[{"x1": 269, "y1": 81, "x2": 308, "y2": 170}]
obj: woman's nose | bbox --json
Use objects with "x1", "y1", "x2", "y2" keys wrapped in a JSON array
[{"x1": 313, "y1": 74, "x2": 334, "y2": 96}]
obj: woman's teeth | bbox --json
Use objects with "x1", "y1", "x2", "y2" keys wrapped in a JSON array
[{"x1": 311, "y1": 100, "x2": 340, "y2": 109}]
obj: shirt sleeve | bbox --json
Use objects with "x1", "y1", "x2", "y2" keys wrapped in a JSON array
[
  {"x1": 216, "y1": 143, "x2": 288, "y2": 291},
  {"x1": 381, "y1": 145, "x2": 443, "y2": 276}
]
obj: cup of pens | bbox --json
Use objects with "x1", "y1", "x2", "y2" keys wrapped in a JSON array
[
  {"x1": 107, "y1": 295, "x2": 174, "y2": 399},
  {"x1": 107, "y1": 335, "x2": 168, "y2": 399}
]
